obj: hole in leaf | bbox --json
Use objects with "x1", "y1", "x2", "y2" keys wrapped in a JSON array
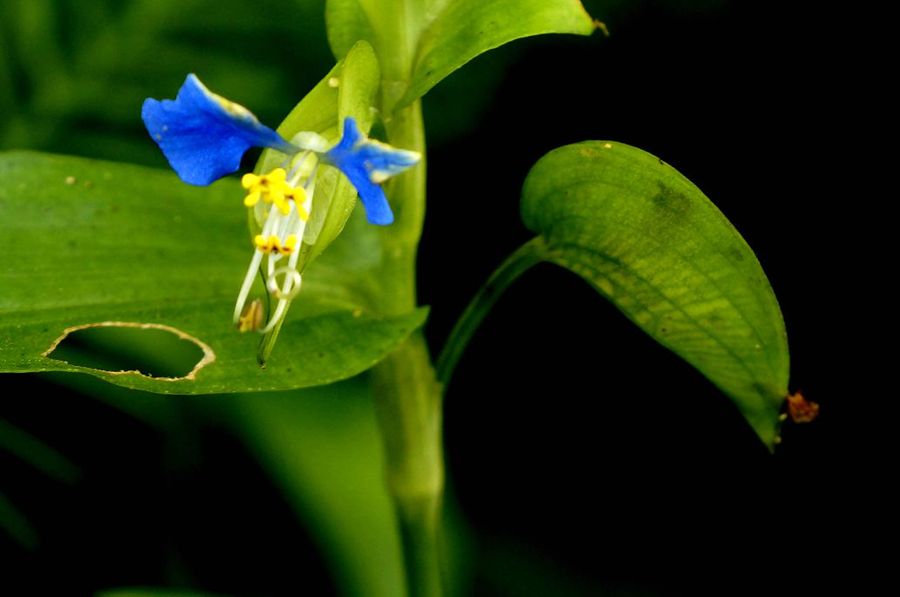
[{"x1": 45, "y1": 322, "x2": 212, "y2": 379}]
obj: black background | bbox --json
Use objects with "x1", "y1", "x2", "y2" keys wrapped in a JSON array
[{"x1": 428, "y1": 0, "x2": 879, "y2": 594}]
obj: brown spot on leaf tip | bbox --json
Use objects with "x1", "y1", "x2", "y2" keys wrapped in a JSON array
[
  {"x1": 42, "y1": 321, "x2": 215, "y2": 381},
  {"x1": 786, "y1": 390, "x2": 819, "y2": 423}
]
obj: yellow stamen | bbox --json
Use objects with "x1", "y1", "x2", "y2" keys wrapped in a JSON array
[
  {"x1": 271, "y1": 189, "x2": 291, "y2": 215},
  {"x1": 241, "y1": 168, "x2": 303, "y2": 213},
  {"x1": 278, "y1": 235, "x2": 298, "y2": 255},
  {"x1": 282, "y1": 187, "x2": 308, "y2": 218},
  {"x1": 243, "y1": 189, "x2": 262, "y2": 207},
  {"x1": 241, "y1": 173, "x2": 261, "y2": 189},
  {"x1": 254, "y1": 234, "x2": 298, "y2": 255}
]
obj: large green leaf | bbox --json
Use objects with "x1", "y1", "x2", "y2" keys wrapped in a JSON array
[
  {"x1": 521, "y1": 142, "x2": 789, "y2": 448},
  {"x1": 326, "y1": 0, "x2": 597, "y2": 108},
  {"x1": 0, "y1": 152, "x2": 426, "y2": 393}
]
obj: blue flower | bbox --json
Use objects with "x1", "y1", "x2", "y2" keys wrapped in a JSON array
[
  {"x1": 141, "y1": 73, "x2": 420, "y2": 225},
  {"x1": 324, "y1": 117, "x2": 421, "y2": 225},
  {"x1": 142, "y1": 74, "x2": 296, "y2": 186},
  {"x1": 142, "y1": 74, "x2": 421, "y2": 340}
]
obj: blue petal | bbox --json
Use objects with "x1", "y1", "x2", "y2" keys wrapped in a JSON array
[
  {"x1": 339, "y1": 166, "x2": 395, "y2": 226},
  {"x1": 326, "y1": 118, "x2": 421, "y2": 226},
  {"x1": 142, "y1": 74, "x2": 296, "y2": 186}
]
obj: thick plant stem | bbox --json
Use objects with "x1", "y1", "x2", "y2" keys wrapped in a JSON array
[
  {"x1": 371, "y1": 333, "x2": 444, "y2": 597},
  {"x1": 436, "y1": 237, "x2": 548, "y2": 386},
  {"x1": 368, "y1": 1, "x2": 447, "y2": 592},
  {"x1": 371, "y1": 92, "x2": 445, "y2": 597}
]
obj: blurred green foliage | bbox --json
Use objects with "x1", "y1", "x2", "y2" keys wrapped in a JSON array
[
  {"x1": 0, "y1": 0, "x2": 332, "y2": 164},
  {"x1": 0, "y1": 0, "x2": 508, "y2": 161}
]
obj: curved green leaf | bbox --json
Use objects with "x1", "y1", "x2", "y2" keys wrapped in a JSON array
[
  {"x1": 521, "y1": 142, "x2": 789, "y2": 448},
  {"x1": 0, "y1": 152, "x2": 426, "y2": 393},
  {"x1": 326, "y1": 0, "x2": 597, "y2": 109},
  {"x1": 400, "y1": 0, "x2": 596, "y2": 106}
]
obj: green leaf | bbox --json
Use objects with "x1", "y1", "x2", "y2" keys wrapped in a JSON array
[
  {"x1": 0, "y1": 152, "x2": 426, "y2": 393},
  {"x1": 521, "y1": 142, "x2": 789, "y2": 448},
  {"x1": 326, "y1": 0, "x2": 597, "y2": 108},
  {"x1": 399, "y1": 0, "x2": 597, "y2": 106},
  {"x1": 325, "y1": 0, "x2": 376, "y2": 61}
]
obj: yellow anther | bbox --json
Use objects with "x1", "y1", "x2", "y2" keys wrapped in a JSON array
[
  {"x1": 271, "y1": 188, "x2": 291, "y2": 215},
  {"x1": 253, "y1": 234, "x2": 298, "y2": 255},
  {"x1": 267, "y1": 168, "x2": 287, "y2": 184},
  {"x1": 241, "y1": 168, "x2": 308, "y2": 215},
  {"x1": 279, "y1": 187, "x2": 308, "y2": 218},
  {"x1": 243, "y1": 189, "x2": 262, "y2": 207},
  {"x1": 279, "y1": 235, "x2": 298, "y2": 255},
  {"x1": 241, "y1": 168, "x2": 292, "y2": 209},
  {"x1": 241, "y1": 172, "x2": 262, "y2": 189}
]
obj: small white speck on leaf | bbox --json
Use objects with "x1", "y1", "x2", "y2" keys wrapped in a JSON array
[
  {"x1": 603, "y1": 143, "x2": 613, "y2": 149},
  {"x1": 328, "y1": 77, "x2": 340, "y2": 88},
  {"x1": 65, "y1": 176, "x2": 76, "y2": 185}
]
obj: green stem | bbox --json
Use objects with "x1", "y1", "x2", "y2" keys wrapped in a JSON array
[
  {"x1": 436, "y1": 237, "x2": 548, "y2": 386},
  {"x1": 371, "y1": 333, "x2": 444, "y2": 597},
  {"x1": 371, "y1": 90, "x2": 444, "y2": 596},
  {"x1": 366, "y1": 3, "x2": 449, "y2": 593}
]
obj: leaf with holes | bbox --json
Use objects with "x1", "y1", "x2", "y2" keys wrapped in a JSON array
[
  {"x1": 521, "y1": 142, "x2": 790, "y2": 449},
  {"x1": 0, "y1": 152, "x2": 426, "y2": 393}
]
